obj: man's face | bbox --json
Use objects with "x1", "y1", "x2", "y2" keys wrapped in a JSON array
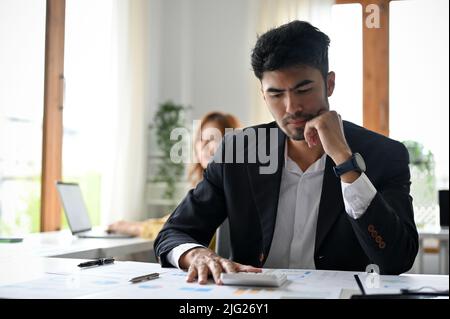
[{"x1": 261, "y1": 65, "x2": 335, "y2": 141}]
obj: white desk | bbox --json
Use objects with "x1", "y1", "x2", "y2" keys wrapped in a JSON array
[
  {"x1": 418, "y1": 227, "x2": 449, "y2": 274},
  {"x1": 0, "y1": 229, "x2": 154, "y2": 260},
  {"x1": 0, "y1": 257, "x2": 447, "y2": 299}
]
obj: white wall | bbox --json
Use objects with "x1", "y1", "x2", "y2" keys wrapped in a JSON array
[{"x1": 148, "y1": 0, "x2": 259, "y2": 127}]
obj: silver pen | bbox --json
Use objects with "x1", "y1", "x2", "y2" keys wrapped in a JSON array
[{"x1": 129, "y1": 272, "x2": 160, "y2": 283}]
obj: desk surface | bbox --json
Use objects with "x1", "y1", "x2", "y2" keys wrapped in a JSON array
[
  {"x1": 419, "y1": 227, "x2": 449, "y2": 240},
  {"x1": 0, "y1": 257, "x2": 447, "y2": 299},
  {"x1": 0, "y1": 229, "x2": 153, "y2": 259}
]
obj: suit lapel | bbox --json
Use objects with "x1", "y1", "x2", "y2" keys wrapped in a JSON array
[
  {"x1": 246, "y1": 125, "x2": 285, "y2": 257},
  {"x1": 246, "y1": 124, "x2": 345, "y2": 259},
  {"x1": 315, "y1": 156, "x2": 344, "y2": 254}
]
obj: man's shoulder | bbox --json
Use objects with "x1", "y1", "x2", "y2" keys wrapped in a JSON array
[
  {"x1": 213, "y1": 121, "x2": 282, "y2": 166},
  {"x1": 343, "y1": 121, "x2": 407, "y2": 156}
]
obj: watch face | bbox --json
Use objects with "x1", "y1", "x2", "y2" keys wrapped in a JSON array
[{"x1": 355, "y1": 153, "x2": 366, "y2": 172}]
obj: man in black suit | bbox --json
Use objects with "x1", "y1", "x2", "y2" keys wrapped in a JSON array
[{"x1": 154, "y1": 20, "x2": 418, "y2": 284}]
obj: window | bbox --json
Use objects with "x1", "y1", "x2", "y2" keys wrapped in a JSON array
[
  {"x1": 329, "y1": 3, "x2": 363, "y2": 126},
  {"x1": 0, "y1": 0, "x2": 46, "y2": 235},
  {"x1": 390, "y1": 0, "x2": 449, "y2": 228},
  {"x1": 62, "y1": 0, "x2": 116, "y2": 228}
]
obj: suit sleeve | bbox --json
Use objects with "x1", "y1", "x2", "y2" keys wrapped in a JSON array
[
  {"x1": 153, "y1": 160, "x2": 227, "y2": 267},
  {"x1": 348, "y1": 143, "x2": 419, "y2": 274}
]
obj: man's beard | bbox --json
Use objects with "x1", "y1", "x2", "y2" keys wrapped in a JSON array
[
  {"x1": 290, "y1": 127, "x2": 306, "y2": 141},
  {"x1": 281, "y1": 111, "x2": 316, "y2": 141}
]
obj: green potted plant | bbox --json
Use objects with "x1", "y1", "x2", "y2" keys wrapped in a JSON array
[
  {"x1": 403, "y1": 140, "x2": 435, "y2": 174},
  {"x1": 403, "y1": 140, "x2": 437, "y2": 228},
  {"x1": 152, "y1": 100, "x2": 189, "y2": 201}
]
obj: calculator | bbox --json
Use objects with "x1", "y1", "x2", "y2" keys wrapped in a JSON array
[{"x1": 220, "y1": 272, "x2": 287, "y2": 287}]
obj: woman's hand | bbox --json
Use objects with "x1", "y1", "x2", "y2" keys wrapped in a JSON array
[{"x1": 107, "y1": 220, "x2": 142, "y2": 237}]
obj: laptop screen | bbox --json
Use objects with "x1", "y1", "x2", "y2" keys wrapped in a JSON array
[{"x1": 56, "y1": 182, "x2": 92, "y2": 233}]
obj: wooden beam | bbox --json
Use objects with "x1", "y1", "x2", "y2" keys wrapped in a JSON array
[
  {"x1": 362, "y1": 0, "x2": 390, "y2": 136},
  {"x1": 335, "y1": 0, "x2": 390, "y2": 136},
  {"x1": 40, "y1": 0, "x2": 65, "y2": 232}
]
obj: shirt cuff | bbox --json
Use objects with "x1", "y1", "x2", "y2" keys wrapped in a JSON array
[
  {"x1": 341, "y1": 173, "x2": 377, "y2": 219},
  {"x1": 166, "y1": 243, "x2": 205, "y2": 269}
]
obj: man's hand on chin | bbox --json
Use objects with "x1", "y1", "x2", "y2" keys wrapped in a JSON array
[{"x1": 303, "y1": 110, "x2": 360, "y2": 183}]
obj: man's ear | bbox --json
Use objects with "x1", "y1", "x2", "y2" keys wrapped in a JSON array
[{"x1": 326, "y1": 71, "x2": 335, "y2": 97}]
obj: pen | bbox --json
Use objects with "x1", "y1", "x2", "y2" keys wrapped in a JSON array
[
  {"x1": 354, "y1": 274, "x2": 366, "y2": 295},
  {"x1": 129, "y1": 272, "x2": 159, "y2": 283},
  {"x1": 78, "y1": 258, "x2": 115, "y2": 268}
]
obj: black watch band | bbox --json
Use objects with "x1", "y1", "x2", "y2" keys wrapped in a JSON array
[{"x1": 333, "y1": 153, "x2": 366, "y2": 177}]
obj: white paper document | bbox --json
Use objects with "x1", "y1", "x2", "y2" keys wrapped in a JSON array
[
  {"x1": 0, "y1": 261, "x2": 163, "y2": 299},
  {"x1": 0, "y1": 261, "x2": 447, "y2": 299},
  {"x1": 81, "y1": 268, "x2": 344, "y2": 299}
]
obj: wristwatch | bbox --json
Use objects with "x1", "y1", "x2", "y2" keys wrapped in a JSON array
[{"x1": 333, "y1": 152, "x2": 366, "y2": 177}]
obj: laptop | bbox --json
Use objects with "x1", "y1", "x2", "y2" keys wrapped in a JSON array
[{"x1": 56, "y1": 181, "x2": 133, "y2": 238}]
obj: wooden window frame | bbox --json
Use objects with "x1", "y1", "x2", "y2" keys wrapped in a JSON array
[{"x1": 40, "y1": 0, "x2": 65, "y2": 232}]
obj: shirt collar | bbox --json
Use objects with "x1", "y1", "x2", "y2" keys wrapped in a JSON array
[{"x1": 284, "y1": 139, "x2": 327, "y2": 175}]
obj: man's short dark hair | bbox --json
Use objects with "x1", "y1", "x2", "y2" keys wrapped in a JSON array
[{"x1": 251, "y1": 20, "x2": 330, "y2": 80}]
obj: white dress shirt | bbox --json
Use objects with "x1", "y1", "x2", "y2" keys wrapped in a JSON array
[
  {"x1": 263, "y1": 152, "x2": 326, "y2": 269},
  {"x1": 167, "y1": 143, "x2": 377, "y2": 269}
]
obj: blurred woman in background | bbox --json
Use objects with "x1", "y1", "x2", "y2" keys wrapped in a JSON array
[{"x1": 107, "y1": 111, "x2": 240, "y2": 241}]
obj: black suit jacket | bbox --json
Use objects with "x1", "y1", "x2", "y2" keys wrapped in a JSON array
[{"x1": 154, "y1": 121, "x2": 418, "y2": 274}]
